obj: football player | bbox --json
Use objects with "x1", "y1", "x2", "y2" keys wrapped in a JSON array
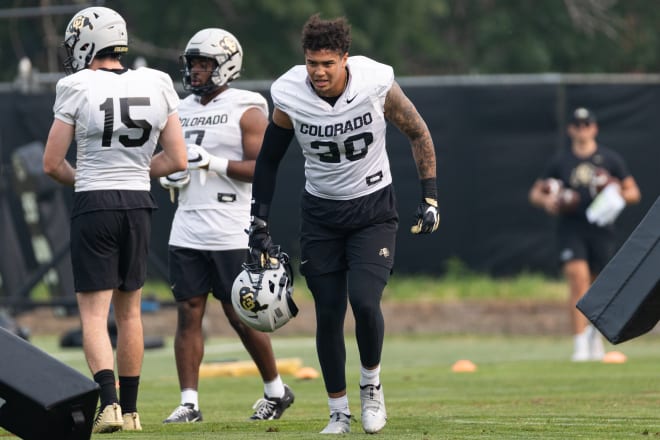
[
  {"x1": 247, "y1": 14, "x2": 439, "y2": 434},
  {"x1": 42, "y1": 6, "x2": 187, "y2": 433},
  {"x1": 160, "y1": 28, "x2": 294, "y2": 424}
]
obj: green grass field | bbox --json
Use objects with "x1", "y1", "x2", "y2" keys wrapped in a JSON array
[{"x1": 3, "y1": 333, "x2": 660, "y2": 439}]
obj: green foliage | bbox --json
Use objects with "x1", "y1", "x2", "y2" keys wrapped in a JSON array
[
  {"x1": 4, "y1": 0, "x2": 660, "y2": 82},
  {"x1": 384, "y1": 273, "x2": 565, "y2": 302},
  {"x1": 27, "y1": 256, "x2": 565, "y2": 305},
  {"x1": 27, "y1": 255, "x2": 564, "y2": 305},
  {"x1": 384, "y1": 258, "x2": 565, "y2": 302},
  {"x1": 139, "y1": 266, "x2": 566, "y2": 304},
  {"x1": 8, "y1": 334, "x2": 660, "y2": 439}
]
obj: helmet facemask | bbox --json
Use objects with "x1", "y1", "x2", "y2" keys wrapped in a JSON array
[
  {"x1": 180, "y1": 55, "x2": 222, "y2": 96},
  {"x1": 62, "y1": 31, "x2": 91, "y2": 74}
]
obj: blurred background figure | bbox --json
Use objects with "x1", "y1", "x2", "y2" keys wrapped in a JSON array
[{"x1": 528, "y1": 107, "x2": 641, "y2": 361}]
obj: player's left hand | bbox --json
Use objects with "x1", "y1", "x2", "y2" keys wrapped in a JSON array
[
  {"x1": 411, "y1": 198, "x2": 440, "y2": 234},
  {"x1": 247, "y1": 217, "x2": 275, "y2": 267},
  {"x1": 186, "y1": 144, "x2": 210, "y2": 170},
  {"x1": 159, "y1": 170, "x2": 191, "y2": 203},
  {"x1": 158, "y1": 170, "x2": 190, "y2": 190}
]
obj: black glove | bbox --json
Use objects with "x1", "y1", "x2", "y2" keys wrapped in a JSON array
[
  {"x1": 411, "y1": 197, "x2": 440, "y2": 234},
  {"x1": 247, "y1": 217, "x2": 274, "y2": 267}
]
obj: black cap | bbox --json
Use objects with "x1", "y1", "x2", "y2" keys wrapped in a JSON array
[{"x1": 569, "y1": 107, "x2": 597, "y2": 125}]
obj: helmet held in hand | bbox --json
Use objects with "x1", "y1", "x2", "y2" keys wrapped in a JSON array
[{"x1": 231, "y1": 250, "x2": 298, "y2": 332}]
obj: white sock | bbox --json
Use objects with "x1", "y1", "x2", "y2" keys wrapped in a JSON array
[
  {"x1": 576, "y1": 326, "x2": 590, "y2": 339},
  {"x1": 328, "y1": 395, "x2": 350, "y2": 416},
  {"x1": 360, "y1": 365, "x2": 381, "y2": 387},
  {"x1": 181, "y1": 388, "x2": 199, "y2": 410},
  {"x1": 573, "y1": 329, "x2": 589, "y2": 352},
  {"x1": 264, "y1": 375, "x2": 285, "y2": 399}
]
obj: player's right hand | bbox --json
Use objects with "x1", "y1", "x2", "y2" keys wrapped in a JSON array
[
  {"x1": 186, "y1": 144, "x2": 211, "y2": 170},
  {"x1": 411, "y1": 198, "x2": 440, "y2": 234},
  {"x1": 247, "y1": 217, "x2": 275, "y2": 267}
]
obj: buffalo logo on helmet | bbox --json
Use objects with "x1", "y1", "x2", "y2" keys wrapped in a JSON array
[
  {"x1": 219, "y1": 36, "x2": 239, "y2": 57},
  {"x1": 69, "y1": 15, "x2": 93, "y2": 34},
  {"x1": 237, "y1": 286, "x2": 268, "y2": 317}
]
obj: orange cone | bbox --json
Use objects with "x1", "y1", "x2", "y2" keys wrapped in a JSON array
[
  {"x1": 294, "y1": 366, "x2": 320, "y2": 380},
  {"x1": 602, "y1": 351, "x2": 627, "y2": 364},
  {"x1": 451, "y1": 359, "x2": 477, "y2": 372}
]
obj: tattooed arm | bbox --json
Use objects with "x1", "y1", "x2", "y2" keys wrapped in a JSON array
[
  {"x1": 384, "y1": 81, "x2": 436, "y2": 180},
  {"x1": 385, "y1": 81, "x2": 440, "y2": 234}
]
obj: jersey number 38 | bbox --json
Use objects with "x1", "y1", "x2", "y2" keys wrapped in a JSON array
[{"x1": 310, "y1": 132, "x2": 373, "y2": 163}]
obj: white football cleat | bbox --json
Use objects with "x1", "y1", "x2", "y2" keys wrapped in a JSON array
[
  {"x1": 360, "y1": 384, "x2": 387, "y2": 434},
  {"x1": 320, "y1": 412, "x2": 351, "y2": 434}
]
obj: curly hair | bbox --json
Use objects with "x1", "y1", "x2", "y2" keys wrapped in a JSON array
[{"x1": 301, "y1": 14, "x2": 351, "y2": 54}]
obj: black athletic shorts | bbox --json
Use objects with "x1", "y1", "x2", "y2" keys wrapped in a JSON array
[
  {"x1": 70, "y1": 208, "x2": 152, "y2": 292},
  {"x1": 299, "y1": 186, "x2": 398, "y2": 277},
  {"x1": 168, "y1": 246, "x2": 247, "y2": 303},
  {"x1": 299, "y1": 219, "x2": 397, "y2": 277},
  {"x1": 557, "y1": 220, "x2": 616, "y2": 274}
]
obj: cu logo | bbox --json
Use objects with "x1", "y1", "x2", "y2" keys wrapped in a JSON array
[{"x1": 239, "y1": 286, "x2": 267, "y2": 313}]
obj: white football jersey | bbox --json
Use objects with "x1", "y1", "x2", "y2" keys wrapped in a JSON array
[
  {"x1": 168, "y1": 88, "x2": 268, "y2": 250},
  {"x1": 271, "y1": 55, "x2": 394, "y2": 200},
  {"x1": 53, "y1": 67, "x2": 179, "y2": 192}
]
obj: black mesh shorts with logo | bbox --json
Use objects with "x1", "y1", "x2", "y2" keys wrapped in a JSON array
[
  {"x1": 299, "y1": 219, "x2": 397, "y2": 277},
  {"x1": 168, "y1": 247, "x2": 247, "y2": 303},
  {"x1": 299, "y1": 185, "x2": 398, "y2": 277}
]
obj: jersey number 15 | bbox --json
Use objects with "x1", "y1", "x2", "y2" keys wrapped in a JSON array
[{"x1": 99, "y1": 97, "x2": 153, "y2": 147}]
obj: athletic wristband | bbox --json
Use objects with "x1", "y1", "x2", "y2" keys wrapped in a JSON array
[
  {"x1": 208, "y1": 155, "x2": 229, "y2": 176},
  {"x1": 421, "y1": 177, "x2": 437, "y2": 200}
]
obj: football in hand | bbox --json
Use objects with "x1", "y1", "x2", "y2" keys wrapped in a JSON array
[
  {"x1": 540, "y1": 178, "x2": 562, "y2": 195},
  {"x1": 558, "y1": 188, "x2": 580, "y2": 213}
]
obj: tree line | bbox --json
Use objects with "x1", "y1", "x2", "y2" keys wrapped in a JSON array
[{"x1": 2, "y1": 0, "x2": 659, "y2": 83}]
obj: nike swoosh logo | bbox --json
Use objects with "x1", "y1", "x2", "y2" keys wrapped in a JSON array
[
  {"x1": 346, "y1": 94, "x2": 357, "y2": 104},
  {"x1": 301, "y1": 260, "x2": 309, "y2": 265}
]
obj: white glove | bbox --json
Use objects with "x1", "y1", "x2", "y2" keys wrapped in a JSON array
[
  {"x1": 186, "y1": 144, "x2": 229, "y2": 186},
  {"x1": 159, "y1": 170, "x2": 190, "y2": 203},
  {"x1": 186, "y1": 144, "x2": 210, "y2": 170},
  {"x1": 159, "y1": 170, "x2": 190, "y2": 189}
]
